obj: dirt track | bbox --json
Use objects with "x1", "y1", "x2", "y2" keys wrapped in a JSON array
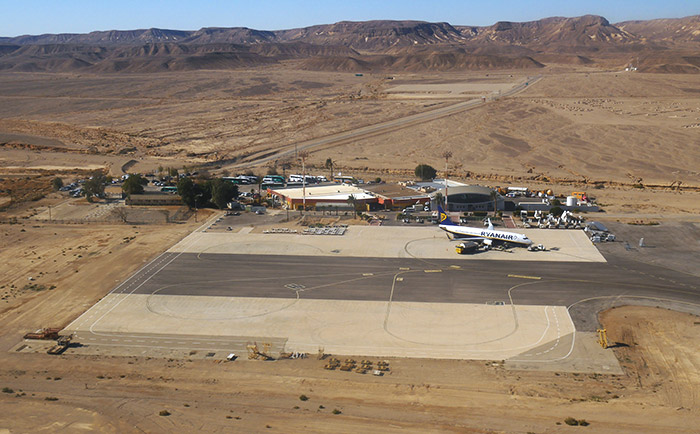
[{"x1": 0, "y1": 70, "x2": 698, "y2": 188}]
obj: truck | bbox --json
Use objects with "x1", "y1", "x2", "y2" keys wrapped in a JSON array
[
  {"x1": 23, "y1": 328, "x2": 61, "y2": 340},
  {"x1": 47, "y1": 334, "x2": 74, "y2": 355},
  {"x1": 572, "y1": 191, "x2": 588, "y2": 201},
  {"x1": 455, "y1": 242, "x2": 480, "y2": 254}
]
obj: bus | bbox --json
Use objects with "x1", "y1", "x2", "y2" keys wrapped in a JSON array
[
  {"x1": 262, "y1": 175, "x2": 285, "y2": 184},
  {"x1": 334, "y1": 176, "x2": 356, "y2": 184},
  {"x1": 160, "y1": 186, "x2": 178, "y2": 193}
]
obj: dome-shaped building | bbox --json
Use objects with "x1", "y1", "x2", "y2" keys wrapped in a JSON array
[{"x1": 430, "y1": 185, "x2": 504, "y2": 212}]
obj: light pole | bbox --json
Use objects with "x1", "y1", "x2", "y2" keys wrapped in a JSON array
[
  {"x1": 299, "y1": 151, "x2": 309, "y2": 215},
  {"x1": 194, "y1": 193, "x2": 202, "y2": 223},
  {"x1": 442, "y1": 151, "x2": 452, "y2": 211}
]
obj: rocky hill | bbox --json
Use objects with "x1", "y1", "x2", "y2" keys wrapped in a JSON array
[
  {"x1": 617, "y1": 15, "x2": 700, "y2": 45},
  {"x1": 0, "y1": 15, "x2": 697, "y2": 73},
  {"x1": 456, "y1": 15, "x2": 641, "y2": 51}
]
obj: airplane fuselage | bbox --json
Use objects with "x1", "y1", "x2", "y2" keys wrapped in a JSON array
[
  {"x1": 439, "y1": 224, "x2": 533, "y2": 246},
  {"x1": 436, "y1": 206, "x2": 533, "y2": 247}
]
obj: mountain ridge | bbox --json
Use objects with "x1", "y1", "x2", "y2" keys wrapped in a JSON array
[{"x1": 0, "y1": 15, "x2": 697, "y2": 73}]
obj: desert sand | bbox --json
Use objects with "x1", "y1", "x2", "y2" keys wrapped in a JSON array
[{"x1": 1, "y1": 62, "x2": 700, "y2": 432}]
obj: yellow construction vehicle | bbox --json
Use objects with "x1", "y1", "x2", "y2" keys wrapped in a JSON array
[
  {"x1": 246, "y1": 342, "x2": 274, "y2": 360},
  {"x1": 596, "y1": 329, "x2": 609, "y2": 349}
]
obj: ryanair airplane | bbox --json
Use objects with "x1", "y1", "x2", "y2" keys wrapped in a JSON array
[{"x1": 437, "y1": 206, "x2": 533, "y2": 248}]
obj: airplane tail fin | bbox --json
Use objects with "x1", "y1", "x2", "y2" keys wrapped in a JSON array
[{"x1": 437, "y1": 206, "x2": 456, "y2": 225}]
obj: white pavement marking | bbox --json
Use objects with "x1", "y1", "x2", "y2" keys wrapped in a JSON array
[
  {"x1": 72, "y1": 294, "x2": 574, "y2": 360},
  {"x1": 65, "y1": 212, "x2": 222, "y2": 335}
]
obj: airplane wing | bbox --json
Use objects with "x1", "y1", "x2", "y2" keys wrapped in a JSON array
[{"x1": 446, "y1": 233, "x2": 487, "y2": 243}]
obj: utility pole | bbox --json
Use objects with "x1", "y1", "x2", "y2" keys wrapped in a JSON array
[
  {"x1": 442, "y1": 151, "x2": 452, "y2": 211},
  {"x1": 194, "y1": 193, "x2": 203, "y2": 223},
  {"x1": 299, "y1": 151, "x2": 309, "y2": 215}
]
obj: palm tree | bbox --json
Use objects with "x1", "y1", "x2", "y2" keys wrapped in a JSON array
[
  {"x1": 442, "y1": 151, "x2": 452, "y2": 210},
  {"x1": 298, "y1": 151, "x2": 309, "y2": 213},
  {"x1": 280, "y1": 160, "x2": 292, "y2": 178},
  {"x1": 490, "y1": 190, "x2": 499, "y2": 216},
  {"x1": 325, "y1": 158, "x2": 334, "y2": 181},
  {"x1": 347, "y1": 194, "x2": 357, "y2": 218},
  {"x1": 434, "y1": 192, "x2": 443, "y2": 210}
]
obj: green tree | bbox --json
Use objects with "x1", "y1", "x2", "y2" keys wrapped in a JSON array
[
  {"x1": 198, "y1": 181, "x2": 212, "y2": 206},
  {"x1": 51, "y1": 177, "x2": 63, "y2": 191},
  {"x1": 210, "y1": 178, "x2": 239, "y2": 209},
  {"x1": 83, "y1": 171, "x2": 107, "y2": 201},
  {"x1": 549, "y1": 206, "x2": 564, "y2": 217},
  {"x1": 177, "y1": 177, "x2": 196, "y2": 208},
  {"x1": 122, "y1": 174, "x2": 147, "y2": 196},
  {"x1": 414, "y1": 164, "x2": 437, "y2": 180}
]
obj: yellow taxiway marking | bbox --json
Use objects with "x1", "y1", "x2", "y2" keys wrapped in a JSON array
[
  {"x1": 396, "y1": 277, "x2": 404, "y2": 282},
  {"x1": 450, "y1": 265, "x2": 461, "y2": 269},
  {"x1": 508, "y1": 274, "x2": 542, "y2": 280},
  {"x1": 362, "y1": 273, "x2": 374, "y2": 276},
  {"x1": 424, "y1": 269, "x2": 443, "y2": 273},
  {"x1": 399, "y1": 267, "x2": 410, "y2": 271}
]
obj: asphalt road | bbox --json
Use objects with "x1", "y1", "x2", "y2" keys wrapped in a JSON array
[
  {"x1": 107, "y1": 250, "x2": 699, "y2": 332},
  {"x1": 231, "y1": 76, "x2": 541, "y2": 169}
]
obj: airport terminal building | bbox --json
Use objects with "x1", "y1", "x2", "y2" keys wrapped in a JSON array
[
  {"x1": 431, "y1": 185, "x2": 505, "y2": 212},
  {"x1": 362, "y1": 183, "x2": 430, "y2": 210},
  {"x1": 269, "y1": 182, "x2": 503, "y2": 212},
  {"x1": 268, "y1": 184, "x2": 377, "y2": 210}
]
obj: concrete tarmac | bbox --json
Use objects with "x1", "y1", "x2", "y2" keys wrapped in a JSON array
[
  {"x1": 66, "y1": 294, "x2": 577, "y2": 361},
  {"x1": 61, "y1": 216, "x2": 700, "y2": 370},
  {"x1": 176, "y1": 226, "x2": 607, "y2": 262}
]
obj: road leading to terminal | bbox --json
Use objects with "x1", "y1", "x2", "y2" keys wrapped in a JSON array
[{"x1": 233, "y1": 76, "x2": 541, "y2": 169}]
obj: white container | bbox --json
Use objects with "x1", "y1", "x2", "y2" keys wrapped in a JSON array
[{"x1": 566, "y1": 196, "x2": 577, "y2": 207}]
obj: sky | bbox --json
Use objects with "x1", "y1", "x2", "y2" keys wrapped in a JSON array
[{"x1": 1, "y1": 0, "x2": 698, "y2": 37}]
